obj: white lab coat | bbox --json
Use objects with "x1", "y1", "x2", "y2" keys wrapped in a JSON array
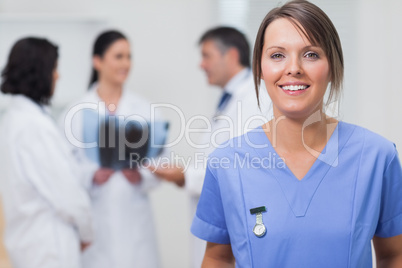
[
  {"x1": 60, "y1": 87, "x2": 161, "y2": 268},
  {"x1": 0, "y1": 95, "x2": 93, "y2": 268},
  {"x1": 184, "y1": 69, "x2": 272, "y2": 267}
]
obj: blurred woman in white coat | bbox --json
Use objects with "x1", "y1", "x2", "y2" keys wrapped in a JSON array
[
  {"x1": 60, "y1": 30, "x2": 162, "y2": 268},
  {"x1": 0, "y1": 38, "x2": 93, "y2": 268}
]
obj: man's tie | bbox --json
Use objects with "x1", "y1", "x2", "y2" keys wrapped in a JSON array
[{"x1": 217, "y1": 91, "x2": 232, "y2": 112}]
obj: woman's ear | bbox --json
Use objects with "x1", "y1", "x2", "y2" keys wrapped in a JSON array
[{"x1": 93, "y1": 55, "x2": 102, "y2": 71}]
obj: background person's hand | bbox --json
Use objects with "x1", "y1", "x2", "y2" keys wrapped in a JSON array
[
  {"x1": 121, "y1": 168, "x2": 142, "y2": 184},
  {"x1": 149, "y1": 166, "x2": 185, "y2": 187},
  {"x1": 93, "y1": 168, "x2": 114, "y2": 185},
  {"x1": 80, "y1": 241, "x2": 91, "y2": 252}
]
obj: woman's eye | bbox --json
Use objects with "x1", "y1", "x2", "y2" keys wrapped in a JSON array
[
  {"x1": 271, "y1": 53, "x2": 284, "y2": 59},
  {"x1": 305, "y1": 52, "x2": 319, "y2": 59},
  {"x1": 115, "y1": 54, "x2": 130, "y2": 60}
]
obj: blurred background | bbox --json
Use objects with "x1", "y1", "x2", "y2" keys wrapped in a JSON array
[{"x1": 0, "y1": 0, "x2": 401, "y2": 267}]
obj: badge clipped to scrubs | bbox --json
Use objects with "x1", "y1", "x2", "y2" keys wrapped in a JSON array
[{"x1": 250, "y1": 206, "x2": 267, "y2": 238}]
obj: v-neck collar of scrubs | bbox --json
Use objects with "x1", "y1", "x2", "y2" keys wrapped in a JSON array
[{"x1": 251, "y1": 121, "x2": 355, "y2": 217}]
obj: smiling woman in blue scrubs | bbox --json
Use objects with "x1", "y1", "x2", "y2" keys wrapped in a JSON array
[{"x1": 191, "y1": 0, "x2": 402, "y2": 267}]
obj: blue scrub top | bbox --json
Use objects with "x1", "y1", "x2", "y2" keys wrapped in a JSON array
[{"x1": 191, "y1": 121, "x2": 402, "y2": 268}]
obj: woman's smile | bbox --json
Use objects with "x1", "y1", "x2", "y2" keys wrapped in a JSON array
[{"x1": 279, "y1": 82, "x2": 310, "y2": 96}]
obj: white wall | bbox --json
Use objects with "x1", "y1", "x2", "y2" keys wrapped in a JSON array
[{"x1": 355, "y1": 0, "x2": 402, "y2": 151}]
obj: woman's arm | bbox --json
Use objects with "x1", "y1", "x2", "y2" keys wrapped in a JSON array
[
  {"x1": 373, "y1": 234, "x2": 402, "y2": 268},
  {"x1": 202, "y1": 242, "x2": 235, "y2": 268}
]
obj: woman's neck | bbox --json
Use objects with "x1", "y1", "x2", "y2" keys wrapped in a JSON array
[
  {"x1": 96, "y1": 79, "x2": 123, "y2": 111},
  {"x1": 265, "y1": 110, "x2": 337, "y2": 155}
]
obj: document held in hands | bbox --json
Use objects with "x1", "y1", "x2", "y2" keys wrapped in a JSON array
[{"x1": 99, "y1": 118, "x2": 169, "y2": 170}]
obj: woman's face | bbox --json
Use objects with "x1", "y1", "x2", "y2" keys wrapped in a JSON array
[
  {"x1": 94, "y1": 39, "x2": 131, "y2": 86},
  {"x1": 261, "y1": 18, "x2": 331, "y2": 120}
]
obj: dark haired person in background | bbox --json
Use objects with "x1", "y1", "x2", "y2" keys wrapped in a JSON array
[
  {"x1": 151, "y1": 26, "x2": 272, "y2": 267},
  {"x1": 0, "y1": 37, "x2": 93, "y2": 268},
  {"x1": 59, "y1": 30, "x2": 164, "y2": 268}
]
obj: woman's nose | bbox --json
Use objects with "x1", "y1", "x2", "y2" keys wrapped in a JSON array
[{"x1": 286, "y1": 57, "x2": 302, "y2": 75}]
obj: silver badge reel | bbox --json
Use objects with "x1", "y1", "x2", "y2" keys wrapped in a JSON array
[{"x1": 250, "y1": 206, "x2": 267, "y2": 237}]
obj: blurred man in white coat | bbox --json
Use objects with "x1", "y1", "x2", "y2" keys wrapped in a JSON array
[{"x1": 152, "y1": 27, "x2": 271, "y2": 267}]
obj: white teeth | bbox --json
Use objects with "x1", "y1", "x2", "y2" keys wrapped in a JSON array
[{"x1": 282, "y1": 85, "x2": 308, "y2": 91}]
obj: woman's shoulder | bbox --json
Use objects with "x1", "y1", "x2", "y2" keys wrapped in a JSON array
[
  {"x1": 209, "y1": 126, "x2": 266, "y2": 160},
  {"x1": 57, "y1": 90, "x2": 97, "y2": 125},
  {"x1": 60, "y1": 89, "x2": 98, "y2": 113},
  {"x1": 3, "y1": 96, "x2": 51, "y2": 125},
  {"x1": 340, "y1": 121, "x2": 397, "y2": 156},
  {"x1": 123, "y1": 89, "x2": 151, "y2": 105},
  {"x1": 122, "y1": 90, "x2": 168, "y2": 121},
  {"x1": 2, "y1": 110, "x2": 57, "y2": 146}
]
